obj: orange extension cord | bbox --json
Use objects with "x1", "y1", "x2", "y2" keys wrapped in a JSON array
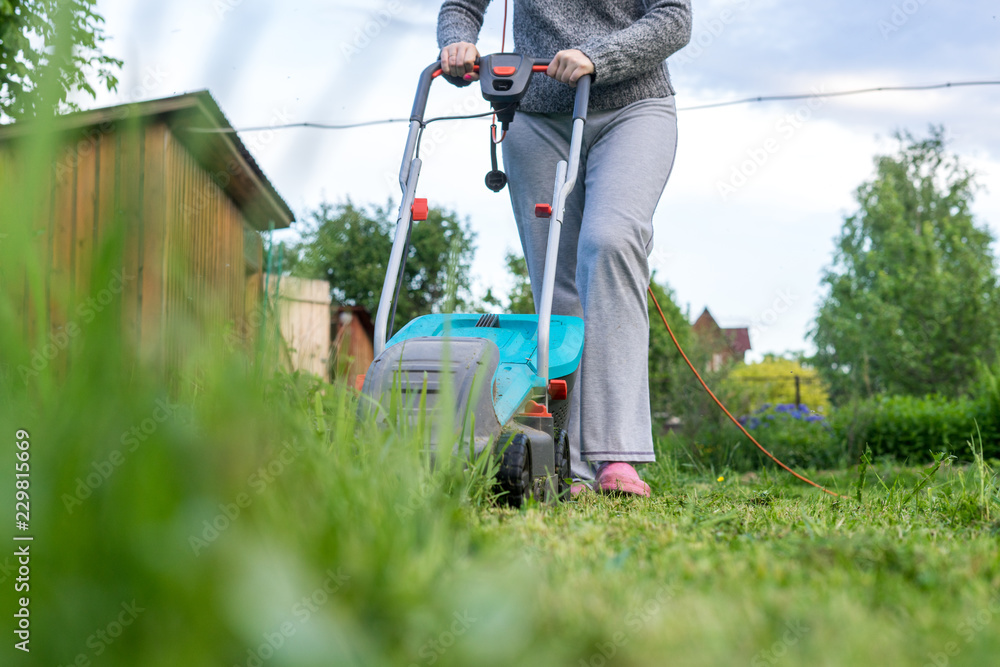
[{"x1": 647, "y1": 286, "x2": 848, "y2": 499}]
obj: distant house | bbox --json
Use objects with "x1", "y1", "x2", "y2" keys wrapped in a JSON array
[
  {"x1": 0, "y1": 90, "x2": 294, "y2": 365},
  {"x1": 692, "y1": 308, "x2": 751, "y2": 371}
]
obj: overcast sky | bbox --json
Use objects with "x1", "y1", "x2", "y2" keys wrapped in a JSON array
[{"x1": 87, "y1": 0, "x2": 1000, "y2": 361}]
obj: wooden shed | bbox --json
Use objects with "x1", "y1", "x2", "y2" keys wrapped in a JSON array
[
  {"x1": 0, "y1": 91, "x2": 294, "y2": 365},
  {"x1": 269, "y1": 276, "x2": 333, "y2": 379}
]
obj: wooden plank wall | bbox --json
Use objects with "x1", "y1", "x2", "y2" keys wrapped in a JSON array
[
  {"x1": 1, "y1": 119, "x2": 265, "y2": 369},
  {"x1": 0, "y1": 143, "x2": 53, "y2": 345},
  {"x1": 163, "y1": 127, "x2": 261, "y2": 361},
  {"x1": 273, "y1": 277, "x2": 332, "y2": 379}
]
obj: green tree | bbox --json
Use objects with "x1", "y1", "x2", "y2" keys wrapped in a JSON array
[
  {"x1": 482, "y1": 250, "x2": 534, "y2": 315},
  {"x1": 289, "y1": 200, "x2": 476, "y2": 328},
  {"x1": 1, "y1": 0, "x2": 122, "y2": 120},
  {"x1": 647, "y1": 276, "x2": 703, "y2": 425},
  {"x1": 810, "y1": 128, "x2": 1000, "y2": 402},
  {"x1": 722, "y1": 355, "x2": 831, "y2": 415}
]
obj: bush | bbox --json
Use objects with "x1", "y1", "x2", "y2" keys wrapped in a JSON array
[
  {"x1": 659, "y1": 401, "x2": 843, "y2": 474},
  {"x1": 723, "y1": 356, "x2": 831, "y2": 416},
  {"x1": 737, "y1": 403, "x2": 841, "y2": 469},
  {"x1": 833, "y1": 393, "x2": 1000, "y2": 463}
]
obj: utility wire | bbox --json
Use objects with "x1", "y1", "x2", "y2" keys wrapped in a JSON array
[
  {"x1": 678, "y1": 79, "x2": 1000, "y2": 111},
  {"x1": 182, "y1": 78, "x2": 1000, "y2": 134},
  {"x1": 184, "y1": 118, "x2": 410, "y2": 133}
]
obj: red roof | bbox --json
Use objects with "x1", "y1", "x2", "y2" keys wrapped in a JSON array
[
  {"x1": 723, "y1": 327, "x2": 751, "y2": 355},
  {"x1": 692, "y1": 308, "x2": 751, "y2": 355}
]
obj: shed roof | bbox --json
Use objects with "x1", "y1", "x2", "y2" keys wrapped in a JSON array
[{"x1": 0, "y1": 90, "x2": 294, "y2": 231}]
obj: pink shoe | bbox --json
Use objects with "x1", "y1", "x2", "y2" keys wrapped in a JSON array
[
  {"x1": 595, "y1": 462, "x2": 651, "y2": 497},
  {"x1": 570, "y1": 482, "x2": 592, "y2": 499}
]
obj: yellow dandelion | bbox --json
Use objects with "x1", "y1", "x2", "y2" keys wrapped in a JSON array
[{"x1": 717, "y1": 476, "x2": 725, "y2": 483}]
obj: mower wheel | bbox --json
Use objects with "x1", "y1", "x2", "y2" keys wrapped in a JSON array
[
  {"x1": 555, "y1": 429, "x2": 571, "y2": 501},
  {"x1": 496, "y1": 433, "x2": 532, "y2": 508}
]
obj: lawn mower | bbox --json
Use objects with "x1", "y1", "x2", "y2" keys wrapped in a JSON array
[{"x1": 357, "y1": 53, "x2": 592, "y2": 506}]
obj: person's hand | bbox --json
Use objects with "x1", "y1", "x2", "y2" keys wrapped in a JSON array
[
  {"x1": 440, "y1": 41, "x2": 480, "y2": 82},
  {"x1": 547, "y1": 49, "x2": 594, "y2": 86}
]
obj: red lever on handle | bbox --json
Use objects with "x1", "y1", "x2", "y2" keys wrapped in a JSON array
[
  {"x1": 412, "y1": 198, "x2": 428, "y2": 221},
  {"x1": 535, "y1": 204, "x2": 552, "y2": 218}
]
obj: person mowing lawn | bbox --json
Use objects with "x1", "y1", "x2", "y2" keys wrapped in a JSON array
[{"x1": 437, "y1": 0, "x2": 692, "y2": 497}]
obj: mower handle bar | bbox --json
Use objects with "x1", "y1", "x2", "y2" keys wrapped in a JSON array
[
  {"x1": 375, "y1": 57, "x2": 592, "y2": 387},
  {"x1": 410, "y1": 58, "x2": 591, "y2": 124}
]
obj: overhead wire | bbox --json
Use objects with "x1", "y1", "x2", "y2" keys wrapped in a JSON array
[
  {"x1": 182, "y1": 78, "x2": 1000, "y2": 135},
  {"x1": 677, "y1": 79, "x2": 1000, "y2": 111}
]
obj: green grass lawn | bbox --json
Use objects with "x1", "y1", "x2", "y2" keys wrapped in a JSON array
[{"x1": 4, "y1": 362, "x2": 999, "y2": 667}]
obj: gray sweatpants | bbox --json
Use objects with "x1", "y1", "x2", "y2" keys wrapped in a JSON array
[{"x1": 502, "y1": 96, "x2": 679, "y2": 480}]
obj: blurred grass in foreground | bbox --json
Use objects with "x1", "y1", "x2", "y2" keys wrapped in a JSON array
[{"x1": 2, "y1": 127, "x2": 1000, "y2": 667}]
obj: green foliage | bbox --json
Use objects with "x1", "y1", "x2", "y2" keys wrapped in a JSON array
[
  {"x1": 0, "y1": 0, "x2": 122, "y2": 119},
  {"x1": 479, "y1": 249, "x2": 533, "y2": 315},
  {"x1": 288, "y1": 200, "x2": 476, "y2": 327},
  {"x1": 647, "y1": 276, "x2": 704, "y2": 427},
  {"x1": 738, "y1": 403, "x2": 840, "y2": 469},
  {"x1": 723, "y1": 355, "x2": 831, "y2": 415},
  {"x1": 502, "y1": 249, "x2": 534, "y2": 315},
  {"x1": 832, "y1": 391, "x2": 1000, "y2": 463},
  {"x1": 664, "y1": 402, "x2": 842, "y2": 475},
  {"x1": 811, "y1": 127, "x2": 1000, "y2": 403}
]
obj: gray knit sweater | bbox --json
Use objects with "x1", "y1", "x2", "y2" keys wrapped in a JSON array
[{"x1": 437, "y1": 0, "x2": 692, "y2": 113}]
